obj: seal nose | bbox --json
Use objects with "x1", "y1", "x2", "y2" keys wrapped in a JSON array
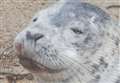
[{"x1": 26, "y1": 31, "x2": 44, "y2": 41}]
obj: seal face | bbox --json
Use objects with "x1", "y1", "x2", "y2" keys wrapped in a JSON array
[{"x1": 14, "y1": 0, "x2": 120, "y2": 83}]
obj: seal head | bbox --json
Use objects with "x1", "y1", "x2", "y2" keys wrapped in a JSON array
[{"x1": 14, "y1": 0, "x2": 120, "y2": 83}]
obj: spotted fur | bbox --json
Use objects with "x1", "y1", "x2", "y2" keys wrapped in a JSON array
[{"x1": 14, "y1": 0, "x2": 120, "y2": 83}]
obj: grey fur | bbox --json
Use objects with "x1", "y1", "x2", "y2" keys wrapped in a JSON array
[{"x1": 14, "y1": 0, "x2": 120, "y2": 83}]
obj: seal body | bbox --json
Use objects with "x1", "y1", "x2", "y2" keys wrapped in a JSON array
[{"x1": 14, "y1": 0, "x2": 120, "y2": 83}]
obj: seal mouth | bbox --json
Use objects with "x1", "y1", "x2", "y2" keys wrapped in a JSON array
[
  {"x1": 15, "y1": 40, "x2": 65, "y2": 74},
  {"x1": 19, "y1": 56, "x2": 64, "y2": 73},
  {"x1": 15, "y1": 42, "x2": 24, "y2": 55}
]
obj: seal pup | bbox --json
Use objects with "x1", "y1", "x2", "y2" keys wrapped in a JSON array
[{"x1": 14, "y1": 0, "x2": 120, "y2": 83}]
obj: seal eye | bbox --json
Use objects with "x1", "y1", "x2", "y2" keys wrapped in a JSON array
[
  {"x1": 33, "y1": 17, "x2": 38, "y2": 22},
  {"x1": 71, "y1": 28, "x2": 83, "y2": 34}
]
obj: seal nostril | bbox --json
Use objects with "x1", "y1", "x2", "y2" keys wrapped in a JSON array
[
  {"x1": 26, "y1": 31, "x2": 33, "y2": 39},
  {"x1": 34, "y1": 33, "x2": 44, "y2": 41},
  {"x1": 26, "y1": 31, "x2": 44, "y2": 41}
]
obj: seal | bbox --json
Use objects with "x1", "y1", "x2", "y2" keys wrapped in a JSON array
[{"x1": 14, "y1": 0, "x2": 120, "y2": 83}]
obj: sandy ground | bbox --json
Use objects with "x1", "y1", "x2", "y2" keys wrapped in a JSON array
[{"x1": 0, "y1": 0, "x2": 120, "y2": 83}]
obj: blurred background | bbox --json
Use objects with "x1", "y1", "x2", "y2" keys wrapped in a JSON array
[{"x1": 0, "y1": 0, "x2": 119, "y2": 83}]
